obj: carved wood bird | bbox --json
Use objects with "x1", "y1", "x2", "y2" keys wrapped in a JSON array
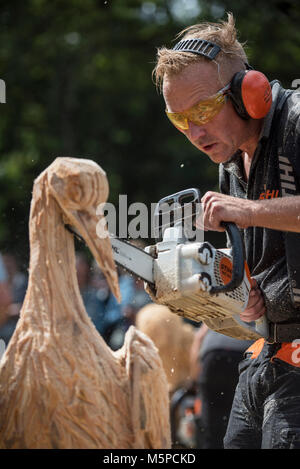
[{"x1": 0, "y1": 157, "x2": 170, "y2": 449}]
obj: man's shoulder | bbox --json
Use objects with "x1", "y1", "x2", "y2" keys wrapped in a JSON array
[
  {"x1": 279, "y1": 88, "x2": 300, "y2": 149},
  {"x1": 278, "y1": 87, "x2": 300, "y2": 182},
  {"x1": 268, "y1": 84, "x2": 300, "y2": 154},
  {"x1": 283, "y1": 87, "x2": 300, "y2": 128}
]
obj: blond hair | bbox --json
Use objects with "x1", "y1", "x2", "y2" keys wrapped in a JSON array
[{"x1": 153, "y1": 13, "x2": 248, "y2": 91}]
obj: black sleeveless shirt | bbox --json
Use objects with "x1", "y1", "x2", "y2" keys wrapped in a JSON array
[{"x1": 219, "y1": 81, "x2": 300, "y2": 324}]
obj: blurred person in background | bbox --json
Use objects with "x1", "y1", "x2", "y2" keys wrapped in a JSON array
[
  {"x1": 102, "y1": 267, "x2": 151, "y2": 350},
  {"x1": 2, "y1": 253, "x2": 27, "y2": 305},
  {"x1": 97, "y1": 239, "x2": 152, "y2": 349},
  {"x1": 76, "y1": 252, "x2": 108, "y2": 337},
  {"x1": 190, "y1": 323, "x2": 252, "y2": 448},
  {"x1": 76, "y1": 253, "x2": 151, "y2": 350},
  {"x1": 0, "y1": 253, "x2": 26, "y2": 344},
  {"x1": 0, "y1": 253, "x2": 12, "y2": 329},
  {"x1": 121, "y1": 277, "x2": 152, "y2": 328}
]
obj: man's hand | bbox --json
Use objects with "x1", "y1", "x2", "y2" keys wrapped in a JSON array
[
  {"x1": 199, "y1": 191, "x2": 258, "y2": 232},
  {"x1": 240, "y1": 278, "x2": 266, "y2": 323},
  {"x1": 199, "y1": 191, "x2": 300, "y2": 234}
]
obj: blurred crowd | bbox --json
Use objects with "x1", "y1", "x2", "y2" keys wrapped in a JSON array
[
  {"x1": 0, "y1": 252, "x2": 27, "y2": 344},
  {"x1": 0, "y1": 250, "x2": 151, "y2": 350},
  {"x1": 75, "y1": 251, "x2": 151, "y2": 350}
]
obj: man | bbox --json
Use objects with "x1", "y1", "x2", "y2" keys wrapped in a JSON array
[{"x1": 153, "y1": 13, "x2": 300, "y2": 448}]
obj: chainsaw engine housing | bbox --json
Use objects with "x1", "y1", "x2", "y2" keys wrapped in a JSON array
[{"x1": 146, "y1": 225, "x2": 268, "y2": 341}]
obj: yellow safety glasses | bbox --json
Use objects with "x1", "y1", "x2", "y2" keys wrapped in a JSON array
[{"x1": 165, "y1": 84, "x2": 230, "y2": 130}]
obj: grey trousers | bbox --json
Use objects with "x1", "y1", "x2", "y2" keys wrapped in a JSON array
[{"x1": 224, "y1": 342, "x2": 300, "y2": 449}]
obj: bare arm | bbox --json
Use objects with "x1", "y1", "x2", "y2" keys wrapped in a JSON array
[{"x1": 201, "y1": 192, "x2": 300, "y2": 233}]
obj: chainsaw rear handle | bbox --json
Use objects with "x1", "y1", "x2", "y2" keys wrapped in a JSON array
[{"x1": 210, "y1": 221, "x2": 245, "y2": 295}]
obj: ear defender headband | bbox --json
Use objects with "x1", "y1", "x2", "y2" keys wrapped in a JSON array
[{"x1": 173, "y1": 38, "x2": 272, "y2": 120}]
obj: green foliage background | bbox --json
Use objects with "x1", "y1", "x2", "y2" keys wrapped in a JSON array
[{"x1": 0, "y1": 0, "x2": 299, "y2": 266}]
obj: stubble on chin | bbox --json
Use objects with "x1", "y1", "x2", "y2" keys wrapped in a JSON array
[{"x1": 200, "y1": 146, "x2": 232, "y2": 165}]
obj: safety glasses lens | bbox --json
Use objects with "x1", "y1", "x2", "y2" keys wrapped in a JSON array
[
  {"x1": 166, "y1": 88, "x2": 228, "y2": 131},
  {"x1": 166, "y1": 112, "x2": 189, "y2": 130}
]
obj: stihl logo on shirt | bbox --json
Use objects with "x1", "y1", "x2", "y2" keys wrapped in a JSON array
[
  {"x1": 259, "y1": 189, "x2": 279, "y2": 199},
  {"x1": 259, "y1": 155, "x2": 298, "y2": 200},
  {"x1": 278, "y1": 155, "x2": 297, "y2": 196},
  {"x1": 277, "y1": 154, "x2": 300, "y2": 304}
]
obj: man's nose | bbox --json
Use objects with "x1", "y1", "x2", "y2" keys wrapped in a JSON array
[{"x1": 186, "y1": 120, "x2": 206, "y2": 143}]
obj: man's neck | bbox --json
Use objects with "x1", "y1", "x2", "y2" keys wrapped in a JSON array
[{"x1": 239, "y1": 118, "x2": 264, "y2": 181}]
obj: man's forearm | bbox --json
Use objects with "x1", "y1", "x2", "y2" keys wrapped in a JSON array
[
  {"x1": 251, "y1": 195, "x2": 300, "y2": 233},
  {"x1": 201, "y1": 191, "x2": 300, "y2": 233}
]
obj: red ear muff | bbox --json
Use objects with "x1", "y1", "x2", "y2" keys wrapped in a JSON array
[
  {"x1": 241, "y1": 70, "x2": 272, "y2": 118},
  {"x1": 230, "y1": 70, "x2": 272, "y2": 119}
]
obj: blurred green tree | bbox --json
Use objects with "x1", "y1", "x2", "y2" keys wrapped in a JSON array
[{"x1": 0, "y1": 0, "x2": 298, "y2": 264}]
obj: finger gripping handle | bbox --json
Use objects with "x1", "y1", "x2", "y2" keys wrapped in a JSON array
[{"x1": 210, "y1": 222, "x2": 245, "y2": 295}]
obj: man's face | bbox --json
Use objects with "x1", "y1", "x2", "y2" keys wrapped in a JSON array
[{"x1": 163, "y1": 61, "x2": 253, "y2": 164}]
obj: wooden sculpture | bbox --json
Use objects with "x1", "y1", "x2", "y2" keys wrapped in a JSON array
[{"x1": 0, "y1": 157, "x2": 171, "y2": 449}]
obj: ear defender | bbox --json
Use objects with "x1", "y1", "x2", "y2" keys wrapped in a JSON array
[
  {"x1": 229, "y1": 70, "x2": 272, "y2": 120},
  {"x1": 172, "y1": 38, "x2": 273, "y2": 120}
]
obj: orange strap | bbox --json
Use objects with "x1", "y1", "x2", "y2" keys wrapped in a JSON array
[
  {"x1": 271, "y1": 341, "x2": 300, "y2": 367},
  {"x1": 245, "y1": 338, "x2": 265, "y2": 359},
  {"x1": 193, "y1": 397, "x2": 202, "y2": 416},
  {"x1": 245, "y1": 339, "x2": 300, "y2": 367}
]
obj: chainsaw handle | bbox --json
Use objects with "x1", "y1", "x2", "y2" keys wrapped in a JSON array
[
  {"x1": 154, "y1": 188, "x2": 202, "y2": 240},
  {"x1": 210, "y1": 222, "x2": 245, "y2": 295}
]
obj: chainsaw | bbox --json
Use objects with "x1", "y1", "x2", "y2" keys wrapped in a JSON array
[{"x1": 110, "y1": 188, "x2": 269, "y2": 341}]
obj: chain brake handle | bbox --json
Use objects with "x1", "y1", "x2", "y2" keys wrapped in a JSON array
[
  {"x1": 153, "y1": 188, "x2": 202, "y2": 240},
  {"x1": 154, "y1": 188, "x2": 245, "y2": 293}
]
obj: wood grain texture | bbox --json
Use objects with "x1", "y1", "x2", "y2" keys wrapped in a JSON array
[{"x1": 0, "y1": 157, "x2": 171, "y2": 449}]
